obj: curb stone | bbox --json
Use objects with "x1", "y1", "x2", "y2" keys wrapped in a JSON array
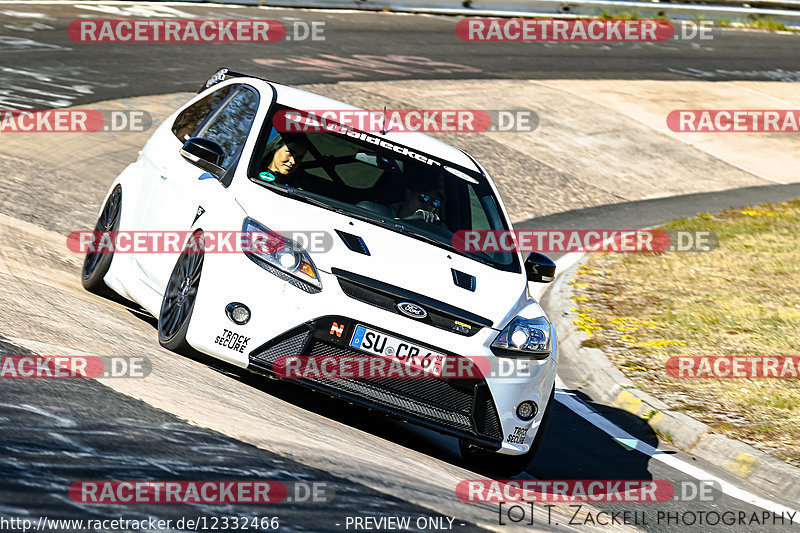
[{"x1": 540, "y1": 259, "x2": 800, "y2": 506}]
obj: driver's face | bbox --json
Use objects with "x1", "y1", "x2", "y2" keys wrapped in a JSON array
[
  {"x1": 270, "y1": 144, "x2": 307, "y2": 175},
  {"x1": 406, "y1": 189, "x2": 443, "y2": 212}
]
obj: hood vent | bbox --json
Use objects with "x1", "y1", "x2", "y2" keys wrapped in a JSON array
[
  {"x1": 335, "y1": 230, "x2": 370, "y2": 256},
  {"x1": 451, "y1": 269, "x2": 476, "y2": 292}
]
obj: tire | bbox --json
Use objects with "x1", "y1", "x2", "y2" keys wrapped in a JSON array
[
  {"x1": 460, "y1": 385, "x2": 555, "y2": 476},
  {"x1": 158, "y1": 231, "x2": 205, "y2": 354},
  {"x1": 82, "y1": 185, "x2": 122, "y2": 297}
]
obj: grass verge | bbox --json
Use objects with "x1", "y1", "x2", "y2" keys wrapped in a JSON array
[
  {"x1": 594, "y1": 11, "x2": 798, "y2": 32},
  {"x1": 572, "y1": 199, "x2": 800, "y2": 467},
  {"x1": 717, "y1": 16, "x2": 794, "y2": 32}
]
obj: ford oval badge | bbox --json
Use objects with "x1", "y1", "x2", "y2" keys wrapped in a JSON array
[{"x1": 397, "y1": 302, "x2": 427, "y2": 319}]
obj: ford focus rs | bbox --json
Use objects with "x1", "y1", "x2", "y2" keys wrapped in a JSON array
[{"x1": 82, "y1": 68, "x2": 558, "y2": 474}]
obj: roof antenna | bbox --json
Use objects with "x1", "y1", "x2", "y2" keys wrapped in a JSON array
[{"x1": 380, "y1": 105, "x2": 390, "y2": 135}]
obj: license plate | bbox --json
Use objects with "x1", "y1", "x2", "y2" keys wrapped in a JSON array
[{"x1": 349, "y1": 324, "x2": 446, "y2": 376}]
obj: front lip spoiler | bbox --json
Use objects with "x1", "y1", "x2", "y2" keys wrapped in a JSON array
[{"x1": 248, "y1": 363, "x2": 503, "y2": 450}]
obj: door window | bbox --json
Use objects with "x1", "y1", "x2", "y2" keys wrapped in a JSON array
[
  {"x1": 171, "y1": 84, "x2": 237, "y2": 142},
  {"x1": 196, "y1": 86, "x2": 259, "y2": 168}
]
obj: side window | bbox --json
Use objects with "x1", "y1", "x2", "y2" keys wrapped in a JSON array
[
  {"x1": 196, "y1": 87, "x2": 259, "y2": 168},
  {"x1": 171, "y1": 84, "x2": 237, "y2": 142}
]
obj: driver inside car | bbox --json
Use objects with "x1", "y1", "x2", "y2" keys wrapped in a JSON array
[
  {"x1": 258, "y1": 133, "x2": 308, "y2": 183},
  {"x1": 388, "y1": 173, "x2": 445, "y2": 224}
]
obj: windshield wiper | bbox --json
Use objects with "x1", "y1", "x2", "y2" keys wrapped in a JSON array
[
  {"x1": 261, "y1": 182, "x2": 346, "y2": 214},
  {"x1": 394, "y1": 226, "x2": 447, "y2": 248},
  {"x1": 403, "y1": 226, "x2": 503, "y2": 268},
  {"x1": 357, "y1": 217, "x2": 497, "y2": 266},
  {"x1": 261, "y1": 183, "x2": 408, "y2": 231}
]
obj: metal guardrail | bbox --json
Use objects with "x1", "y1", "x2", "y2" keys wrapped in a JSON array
[{"x1": 196, "y1": 0, "x2": 800, "y2": 23}]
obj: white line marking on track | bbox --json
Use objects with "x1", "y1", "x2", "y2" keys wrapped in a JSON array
[
  {"x1": 555, "y1": 384, "x2": 800, "y2": 517},
  {"x1": 730, "y1": 83, "x2": 800, "y2": 107}
]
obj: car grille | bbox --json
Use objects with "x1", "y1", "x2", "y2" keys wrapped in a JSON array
[
  {"x1": 249, "y1": 318, "x2": 503, "y2": 445},
  {"x1": 332, "y1": 269, "x2": 490, "y2": 337}
]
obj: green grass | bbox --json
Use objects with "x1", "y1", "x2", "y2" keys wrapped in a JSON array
[
  {"x1": 572, "y1": 199, "x2": 800, "y2": 467},
  {"x1": 749, "y1": 16, "x2": 789, "y2": 31},
  {"x1": 597, "y1": 10, "x2": 642, "y2": 20},
  {"x1": 712, "y1": 16, "x2": 795, "y2": 32},
  {"x1": 591, "y1": 11, "x2": 797, "y2": 32}
]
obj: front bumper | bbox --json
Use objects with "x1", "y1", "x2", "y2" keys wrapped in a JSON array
[
  {"x1": 186, "y1": 255, "x2": 557, "y2": 454},
  {"x1": 248, "y1": 315, "x2": 504, "y2": 449}
]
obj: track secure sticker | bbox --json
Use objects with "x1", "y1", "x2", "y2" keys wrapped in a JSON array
[
  {"x1": 259, "y1": 171, "x2": 276, "y2": 182},
  {"x1": 214, "y1": 329, "x2": 250, "y2": 353},
  {"x1": 507, "y1": 426, "x2": 528, "y2": 444}
]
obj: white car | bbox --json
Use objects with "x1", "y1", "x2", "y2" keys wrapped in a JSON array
[{"x1": 82, "y1": 69, "x2": 558, "y2": 474}]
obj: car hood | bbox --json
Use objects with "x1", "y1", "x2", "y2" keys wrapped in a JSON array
[{"x1": 235, "y1": 189, "x2": 527, "y2": 330}]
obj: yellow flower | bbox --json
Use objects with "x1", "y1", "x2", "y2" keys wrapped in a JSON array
[
  {"x1": 740, "y1": 208, "x2": 777, "y2": 217},
  {"x1": 637, "y1": 339, "x2": 687, "y2": 349}
]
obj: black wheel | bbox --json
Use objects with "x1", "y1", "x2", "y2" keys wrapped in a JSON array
[
  {"x1": 82, "y1": 185, "x2": 122, "y2": 297},
  {"x1": 460, "y1": 385, "x2": 555, "y2": 476},
  {"x1": 158, "y1": 232, "x2": 204, "y2": 353}
]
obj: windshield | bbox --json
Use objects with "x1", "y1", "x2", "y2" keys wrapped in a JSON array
[{"x1": 247, "y1": 105, "x2": 519, "y2": 272}]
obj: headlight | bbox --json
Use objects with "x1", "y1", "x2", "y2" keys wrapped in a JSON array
[
  {"x1": 242, "y1": 217, "x2": 322, "y2": 291},
  {"x1": 491, "y1": 316, "x2": 551, "y2": 358}
]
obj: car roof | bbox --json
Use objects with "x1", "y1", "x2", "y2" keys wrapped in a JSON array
[{"x1": 227, "y1": 75, "x2": 482, "y2": 174}]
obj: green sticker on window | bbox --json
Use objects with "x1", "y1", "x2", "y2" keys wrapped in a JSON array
[{"x1": 259, "y1": 171, "x2": 276, "y2": 182}]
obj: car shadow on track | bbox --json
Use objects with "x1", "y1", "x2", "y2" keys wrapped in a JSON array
[{"x1": 529, "y1": 391, "x2": 661, "y2": 480}]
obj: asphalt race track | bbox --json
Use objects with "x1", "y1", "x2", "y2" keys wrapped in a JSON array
[
  {"x1": 1, "y1": 1, "x2": 800, "y2": 111},
  {"x1": 1, "y1": 2, "x2": 799, "y2": 533}
]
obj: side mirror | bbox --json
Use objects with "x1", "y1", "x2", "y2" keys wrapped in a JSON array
[
  {"x1": 524, "y1": 252, "x2": 556, "y2": 283},
  {"x1": 180, "y1": 137, "x2": 225, "y2": 177}
]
